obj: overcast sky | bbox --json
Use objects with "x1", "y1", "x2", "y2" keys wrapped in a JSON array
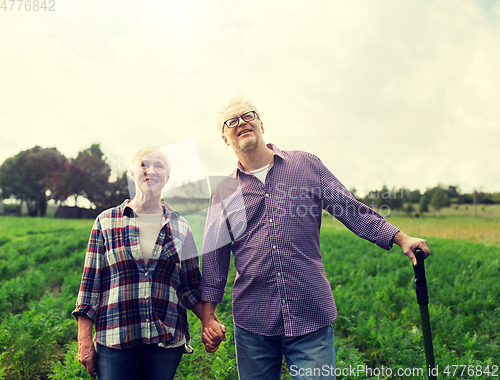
[{"x1": 1, "y1": 0, "x2": 499, "y2": 197}]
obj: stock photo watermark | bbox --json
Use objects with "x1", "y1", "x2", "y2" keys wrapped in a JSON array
[
  {"x1": 289, "y1": 364, "x2": 499, "y2": 378},
  {"x1": 269, "y1": 183, "x2": 404, "y2": 219},
  {"x1": 1, "y1": 0, "x2": 55, "y2": 11}
]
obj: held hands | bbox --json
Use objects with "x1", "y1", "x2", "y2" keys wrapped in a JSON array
[
  {"x1": 201, "y1": 314, "x2": 227, "y2": 353},
  {"x1": 393, "y1": 231, "x2": 431, "y2": 266}
]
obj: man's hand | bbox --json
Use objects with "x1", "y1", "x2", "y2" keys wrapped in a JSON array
[
  {"x1": 195, "y1": 302, "x2": 227, "y2": 352},
  {"x1": 392, "y1": 231, "x2": 431, "y2": 266},
  {"x1": 202, "y1": 314, "x2": 227, "y2": 353},
  {"x1": 77, "y1": 315, "x2": 96, "y2": 379}
]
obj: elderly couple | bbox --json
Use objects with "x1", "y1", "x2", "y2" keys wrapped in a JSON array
[{"x1": 73, "y1": 96, "x2": 431, "y2": 380}]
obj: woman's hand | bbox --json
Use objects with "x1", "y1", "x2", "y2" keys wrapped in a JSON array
[
  {"x1": 77, "y1": 315, "x2": 96, "y2": 378},
  {"x1": 202, "y1": 314, "x2": 227, "y2": 353},
  {"x1": 78, "y1": 337, "x2": 96, "y2": 379}
]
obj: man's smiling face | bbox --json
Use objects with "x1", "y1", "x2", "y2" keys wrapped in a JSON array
[{"x1": 222, "y1": 104, "x2": 264, "y2": 153}]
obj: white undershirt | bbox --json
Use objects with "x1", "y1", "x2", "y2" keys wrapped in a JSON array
[
  {"x1": 250, "y1": 164, "x2": 269, "y2": 183},
  {"x1": 136, "y1": 212, "x2": 163, "y2": 262},
  {"x1": 136, "y1": 212, "x2": 188, "y2": 350}
]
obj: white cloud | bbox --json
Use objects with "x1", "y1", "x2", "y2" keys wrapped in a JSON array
[{"x1": 0, "y1": 0, "x2": 499, "y2": 197}]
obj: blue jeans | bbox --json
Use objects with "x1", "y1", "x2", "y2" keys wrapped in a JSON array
[
  {"x1": 234, "y1": 324, "x2": 336, "y2": 380},
  {"x1": 95, "y1": 343, "x2": 184, "y2": 380}
]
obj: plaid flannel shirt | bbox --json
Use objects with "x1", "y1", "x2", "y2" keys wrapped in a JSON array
[{"x1": 73, "y1": 200, "x2": 201, "y2": 349}]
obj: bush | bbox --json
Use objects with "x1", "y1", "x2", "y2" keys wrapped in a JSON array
[
  {"x1": 0, "y1": 297, "x2": 74, "y2": 379},
  {"x1": 49, "y1": 341, "x2": 93, "y2": 380}
]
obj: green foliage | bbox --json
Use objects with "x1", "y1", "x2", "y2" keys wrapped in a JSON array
[
  {"x1": 0, "y1": 223, "x2": 89, "y2": 316},
  {"x1": 405, "y1": 202, "x2": 415, "y2": 217},
  {"x1": 69, "y1": 143, "x2": 112, "y2": 207},
  {"x1": 174, "y1": 312, "x2": 237, "y2": 380},
  {"x1": 0, "y1": 144, "x2": 125, "y2": 212},
  {"x1": 1, "y1": 216, "x2": 499, "y2": 379},
  {"x1": 50, "y1": 143, "x2": 112, "y2": 208},
  {"x1": 365, "y1": 186, "x2": 405, "y2": 211},
  {"x1": 49, "y1": 341, "x2": 93, "y2": 380},
  {"x1": 0, "y1": 297, "x2": 74, "y2": 379},
  {"x1": 321, "y1": 227, "x2": 500, "y2": 379},
  {"x1": 103, "y1": 172, "x2": 130, "y2": 209},
  {"x1": 0, "y1": 146, "x2": 66, "y2": 216},
  {"x1": 0, "y1": 217, "x2": 90, "y2": 379},
  {"x1": 430, "y1": 188, "x2": 450, "y2": 212},
  {"x1": 419, "y1": 192, "x2": 430, "y2": 213}
]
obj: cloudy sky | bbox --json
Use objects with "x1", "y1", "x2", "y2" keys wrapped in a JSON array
[{"x1": 1, "y1": 0, "x2": 499, "y2": 197}]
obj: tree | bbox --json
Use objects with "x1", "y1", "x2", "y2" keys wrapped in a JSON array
[
  {"x1": 420, "y1": 186, "x2": 448, "y2": 214},
  {"x1": 0, "y1": 146, "x2": 66, "y2": 216},
  {"x1": 50, "y1": 160, "x2": 81, "y2": 204},
  {"x1": 73, "y1": 144, "x2": 111, "y2": 207},
  {"x1": 408, "y1": 189, "x2": 421, "y2": 204},
  {"x1": 50, "y1": 144, "x2": 112, "y2": 208},
  {"x1": 446, "y1": 185, "x2": 460, "y2": 199},
  {"x1": 419, "y1": 193, "x2": 430, "y2": 213},
  {"x1": 391, "y1": 187, "x2": 404, "y2": 210},
  {"x1": 102, "y1": 172, "x2": 130, "y2": 209},
  {"x1": 430, "y1": 188, "x2": 449, "y2": 213},
  {"x1": 405, "y1": 202, "x2": 415, "y2": 217}
]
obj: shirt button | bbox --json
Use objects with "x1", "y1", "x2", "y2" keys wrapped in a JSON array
[
  {"x1": 282, "y1": 299, "x2": 286, "y2": 304},
  {"x1": 265, "y1": 193, "x2": 270, "y2": 197},
  {"x1": 269, "y1": 219, "x2": 273, "y2": 223},
  {"x1": 272, "y1": 245, "x2": 276, "y2": 249},
  {"x1": 277, "y1": 272, "x2": 281, "y2": 276},
  {"x1": 146, "y1": 318, "x2": 149, "y2": 322},
  {"x1": 145, "y1": 272, "x2": 148, "y2": 277}
]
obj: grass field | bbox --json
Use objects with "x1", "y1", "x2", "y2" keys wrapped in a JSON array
[
  {"x1": 323, "y1": 214, "x2": 500, "y2": 247},
  {"x1": 0, "y1": 213, "x2": 499, "y2": 379},
  {"x1": 425, "y1": 203, "x2": 500, "y2": 218}
]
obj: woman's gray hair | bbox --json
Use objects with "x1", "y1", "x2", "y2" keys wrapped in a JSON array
[
  {"x1": 131, "y1": 144, "x2": 171, "y2": 178},
  {"x1": 216, "y1": 95, "x2": 261, "y2": 135}
]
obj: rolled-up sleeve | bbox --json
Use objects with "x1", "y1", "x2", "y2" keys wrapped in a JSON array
[
  {"x1": 179, "y1": 228, "x2": 202, "y2": 309},
  {"x1": 72, "y1": 218, "x2": 105, "y2": 321}
]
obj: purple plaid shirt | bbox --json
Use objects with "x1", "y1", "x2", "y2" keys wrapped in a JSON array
[
  {"x1": 201, "y1": 144, "x2": 399, "y2": 337},
  {"x1": 73, "y1": 200, "x2": 201, "y2": 349}
]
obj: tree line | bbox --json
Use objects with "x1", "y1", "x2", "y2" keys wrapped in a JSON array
[
  {"x1": 0, "y1": 144, "x2": 128, "y2": 216},
  {"x1": 1, "y1": 145, "x2": 499, "y2": 217},
  {"x1": 355, "y1": 185, "x2": 500, "y2": 216}
]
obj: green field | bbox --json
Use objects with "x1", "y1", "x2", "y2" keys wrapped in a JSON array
[
  {"x1": 323, "y1": 214, "x2": 500, "y2": 247},
  {"x1": 0, "y1": 215, "x2": 499, "y2": 379}
]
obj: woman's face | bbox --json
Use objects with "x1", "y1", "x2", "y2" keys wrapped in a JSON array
[{"x1": 130, "y1": 151, "x2": 169, "y2": 196}]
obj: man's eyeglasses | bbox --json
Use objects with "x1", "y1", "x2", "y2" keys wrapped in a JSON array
[{"x1": 223, "y1": 111, "x2": 259, "y2": 132}]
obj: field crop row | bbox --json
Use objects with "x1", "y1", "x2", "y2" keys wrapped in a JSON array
[
  {"x1": 0, "y1": 217, "x2": 93, "y2": 379},
  {"x1": 320, "y1": 227, "x2": 499, "y2": 379},
  {"x1": 0, "y1": 216, "x2": 499, "y2": 379}
]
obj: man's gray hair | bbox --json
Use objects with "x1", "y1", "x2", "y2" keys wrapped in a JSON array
[{"x1": 217, "y1": 95, "x2": 261, "y2": 135}]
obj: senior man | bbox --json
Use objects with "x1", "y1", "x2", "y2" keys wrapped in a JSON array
[{"x1": 200, "y1": 96, "x2": 430, "y2": 380}]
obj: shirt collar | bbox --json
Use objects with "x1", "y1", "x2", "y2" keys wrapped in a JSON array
[
  {"x1": 235, "y1": 143, "x2": 285, "y2": 176},
  {"x1": 121, "y1": 199, "x2": 179, "y2": 219}
]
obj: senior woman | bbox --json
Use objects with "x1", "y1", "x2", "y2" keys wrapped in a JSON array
[{"x1": 73, "y1": 145, "x2": 224, "y2": 380}]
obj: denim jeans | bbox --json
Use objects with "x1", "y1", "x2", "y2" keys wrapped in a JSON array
[
  {"x1": 95, "y1": 343, "x2": 184, "y2": 380},
  {"x1": 234, "y1": 324, "x2": 336, "y2": 380}
]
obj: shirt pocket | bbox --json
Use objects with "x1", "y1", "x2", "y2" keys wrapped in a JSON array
[{"x1": 159, "y1": 236, "x2": 181, "y2": 264}]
